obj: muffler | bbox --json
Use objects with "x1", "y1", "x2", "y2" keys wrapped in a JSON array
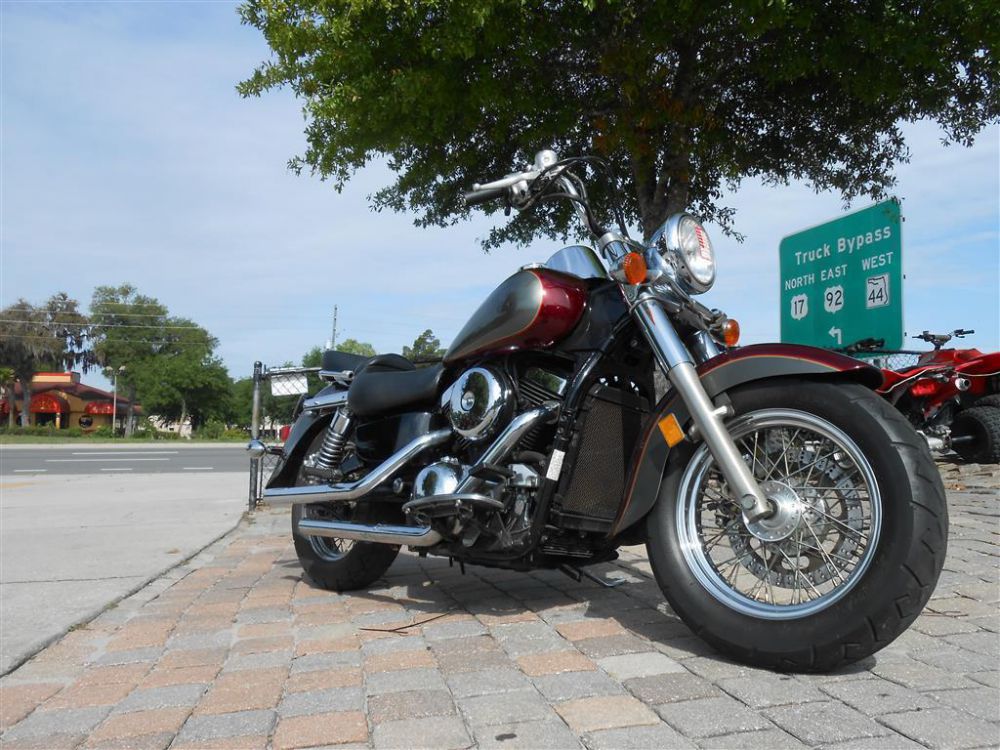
[
  {"x1": 296, "y1": 518, "x2": 443, "y2": 546},
  {"x1": 262, "y1": 428, "x2": 452, "y2": 506}
]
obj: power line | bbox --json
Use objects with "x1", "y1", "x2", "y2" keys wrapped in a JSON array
[{"x1": 0, "y1": 319, "x2": 209, "y2": 330}]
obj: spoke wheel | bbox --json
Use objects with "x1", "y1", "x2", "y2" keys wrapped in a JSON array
[
  {"x1": 647, "y1": 380, "x2": 947, "y2": 671},
  {"x1": 302, "y1": 504, "x2": 356, "y2": 561},
  {"x1": 678, "y1": 409, "x2": 881, "y2": 619}
]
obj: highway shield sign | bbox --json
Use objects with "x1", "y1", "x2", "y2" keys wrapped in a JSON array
[{"x1": 779, "y1": 200, "x2": 903, "y2": 350}]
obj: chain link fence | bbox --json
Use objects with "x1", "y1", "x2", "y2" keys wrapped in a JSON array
[
  {"x1": 248, "y1": 362, "x2": 320, "y2": 510},
  {"x1": 848, "y1": 350, "x2": 923, "y2": 371}
]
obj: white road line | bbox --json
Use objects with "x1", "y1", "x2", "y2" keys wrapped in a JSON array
[
  {"x1": 45, "y1": 458, "x2": 171, "y2": 463},
  {"x1": 13, "y1": 469, "x2": 46, "y2": 473},
  {"x1": 101, "y1": 467, "x2": 132, "y2": 471},
  {"x1": 70, "y1": 451, "x2": 178, "y2": 455},
  {"x1": 182, "y1": 467, "x2": 214, "y2": 471}
]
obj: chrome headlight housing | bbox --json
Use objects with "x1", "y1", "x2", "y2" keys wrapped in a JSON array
[{"x1": 648, "y1": 213, "x2": 716, "y2": 294}]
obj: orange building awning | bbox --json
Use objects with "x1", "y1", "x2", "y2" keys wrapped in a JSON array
[
  {"x1": 85, "y1": 401, "x2": 115, "y2": 415},
  {"x1": 31, "y1": 393, "x2": 69, "y2": 414}
]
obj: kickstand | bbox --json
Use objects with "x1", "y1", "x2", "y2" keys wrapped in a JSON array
[{"x1": 559, "y1": 564, "x2": 627, "y2": 589}]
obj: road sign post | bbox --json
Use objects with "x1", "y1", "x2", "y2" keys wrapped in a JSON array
[{"x1": 779, "y1": 200, "x2": 903, "y2": 350}]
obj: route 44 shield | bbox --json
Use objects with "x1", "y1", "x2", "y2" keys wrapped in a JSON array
[{"x1": 779, "y1": 200, "x2": 903, "y2": 350}]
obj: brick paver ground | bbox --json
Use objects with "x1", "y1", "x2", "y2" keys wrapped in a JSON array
[{"x1": 2, "y1": 460, "x2": 996, "y2": 749}]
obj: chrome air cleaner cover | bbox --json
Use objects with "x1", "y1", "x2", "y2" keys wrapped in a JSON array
[{"x1": 447, "y1": 367, "x2": 512, "y2": 441}]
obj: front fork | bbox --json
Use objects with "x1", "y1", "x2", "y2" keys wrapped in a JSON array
[{"x1": 633, "y1": 295, "x2": 771, "y2": 522}]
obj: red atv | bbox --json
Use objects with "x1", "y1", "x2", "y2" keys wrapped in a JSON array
[{"x1": 856, "y1": 330, "x2": 1000, "y2": 463}]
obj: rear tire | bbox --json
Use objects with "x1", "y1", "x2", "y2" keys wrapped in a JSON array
[
  {"x1": 973, "y1": 394, "x2": 1000, "y2": 410},
  {"x1": 951, "y1": 406, "x2": 1000, "y2": 464},
  {"x1": 292, "y1": 503, "x2": 400, "y2": 592},
  {"x1": 646, "y1": 379, "x2": 948, "y2": 671},
  {"x1": 288, "y1": 428, "x2": 400, "y2": 592}
]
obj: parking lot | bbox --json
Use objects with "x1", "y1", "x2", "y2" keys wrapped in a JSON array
[{"x1": 0, "y1": 459, "x2": 996, "y2": 749}]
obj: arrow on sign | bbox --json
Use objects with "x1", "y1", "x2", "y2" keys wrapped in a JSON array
[{"x1": 829, "y1": 327, "x2": 843, "y2": 345}]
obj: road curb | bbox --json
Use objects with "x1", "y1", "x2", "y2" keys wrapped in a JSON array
[{"x1": 0, "y1": 511, "x2": 250, "y2": 677}]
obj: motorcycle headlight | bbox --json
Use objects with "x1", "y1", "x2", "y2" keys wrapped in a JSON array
[{"x1": 649, "y1": 213, "x2": 716, "y2": 294}]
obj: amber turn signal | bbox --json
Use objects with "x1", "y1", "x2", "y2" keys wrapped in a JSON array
[
  {"x1": 623, "y1": 252, "x2": 648, "y2": 285},
  {"x1": 722, "y1": 318, "x2": 740, "y2": 347}
]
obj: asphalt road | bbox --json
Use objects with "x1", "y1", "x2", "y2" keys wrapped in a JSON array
[{"x1": 0, "y1": 443, "x2": 250, "y2": 475}]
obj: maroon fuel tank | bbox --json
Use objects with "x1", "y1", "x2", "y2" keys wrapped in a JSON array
[{"x1": 443, "y1": 268, "x2": 588, "y2": 365}]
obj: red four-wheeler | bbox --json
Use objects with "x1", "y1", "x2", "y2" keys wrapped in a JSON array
[{"x1": 874, "y1": 330, "x2": 1000, "y2": 463}]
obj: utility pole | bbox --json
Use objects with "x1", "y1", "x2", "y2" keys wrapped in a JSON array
[{"x1": 330, "y1": 306, "x2": 339, "y2": 350}]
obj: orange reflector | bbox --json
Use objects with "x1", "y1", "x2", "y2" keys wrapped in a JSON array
[
  {"x1": 723, "y1": 318, "x2": 741, "y2": 347},
  {"x1": 623, "y1": 252, "x2": 647, "y2": 285},
  {"x1": 657, "y1": 413, "x2": 685, "y2": 447}
]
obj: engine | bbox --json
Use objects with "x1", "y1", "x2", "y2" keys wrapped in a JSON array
[
  {"x1": 404, "y1": 363, "x2": 568, "y2": 551},
  {"x1": 445, "y1": 366, "x2": 513, "y2": 441}
]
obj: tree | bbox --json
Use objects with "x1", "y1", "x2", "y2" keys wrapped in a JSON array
[
  {"x1": 130, "y1": 318, "x2": 233, "y2": 431},
  {"x1": 90, "y1": 284, "x2": 169, "y2": 434},
  {"x1": 0, "y1": 294, "x2": 89, "y2": 426},
  {"x1": 402, "y1": 329, "x2": 446, "y2": 362},
  {"x1": 0, "y1": 367, "x2": 16, "y2": 429},
  {"x1": 240, "y1": 1, "x2": 998, "y2": 244},
  {"x1": 334, "y1": 339, "x2": 376, "y2": 357}
]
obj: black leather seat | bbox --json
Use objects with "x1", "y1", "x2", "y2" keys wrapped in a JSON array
[
  {"x1": 321, "y1": 349, "x2": 369, "y2": 372},
  {"x1": 346, "y1": 356, "x2": 445, "y2": 418}
]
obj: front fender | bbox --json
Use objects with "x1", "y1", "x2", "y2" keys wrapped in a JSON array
[{"x1": 611, "y1": 343, "x2": 881, "y2": 536}]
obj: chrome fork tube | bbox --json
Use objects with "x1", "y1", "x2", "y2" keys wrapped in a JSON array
[{"x1": 633, "y1": 295, "x2": 770, "y2": 522}]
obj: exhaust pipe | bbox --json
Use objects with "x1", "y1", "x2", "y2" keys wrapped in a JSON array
[
  {"x1": 262, "y1": 428, "x2": 452, "y2": 506},
  {"x1": 296, "y1": 518, "x2": 443, "y2": 546}
]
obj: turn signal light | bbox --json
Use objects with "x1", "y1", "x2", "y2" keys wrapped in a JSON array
[
  {"x1": 623, "y1": 252, "x2": 648, "y2": 285},
  {"x1": 722, "y1": 318, "x2": 740, "y2": 347}
]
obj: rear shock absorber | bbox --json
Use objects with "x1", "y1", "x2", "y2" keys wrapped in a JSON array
[{"x1": 313, "y1": 408, "x2": 353, "y2": 471}]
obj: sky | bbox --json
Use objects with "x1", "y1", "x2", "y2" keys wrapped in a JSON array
[{"x1": 2, "y1": 2, "x2": 998, "y2": 390}]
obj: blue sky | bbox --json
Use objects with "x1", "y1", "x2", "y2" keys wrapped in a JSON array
[{"x1": 2, "y1": 2, "x2": 998, "y2": 388}]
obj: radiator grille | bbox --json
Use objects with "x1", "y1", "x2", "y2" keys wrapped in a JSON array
[{"x1": 558, "y1": 385, "x2": 646, "y2": 521}]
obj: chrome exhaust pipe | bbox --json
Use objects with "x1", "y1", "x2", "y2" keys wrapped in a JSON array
[
  {"x1": 456, "y1": 401, "x2": 560, "y2": 493},
  {"x1": 296, "y1": 518, "x2": 443, "y2": 546},
  {"x1": 262, "y1": 428, "x2": 452, "y2": 506}
]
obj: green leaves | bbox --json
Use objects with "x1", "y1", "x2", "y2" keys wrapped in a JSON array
[{"x1": 239, "y1": 0, "x2": 998, "y2": 242}]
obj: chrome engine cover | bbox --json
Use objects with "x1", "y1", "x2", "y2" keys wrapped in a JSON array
[
  {"x1": 447, "y1": 367, "x2": 512, "y2": 441},
  {"x1": 412, "y1": 460, "x2": 462, "y2": 500}
]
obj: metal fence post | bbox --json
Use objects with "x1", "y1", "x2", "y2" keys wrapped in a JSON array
[{"x1": 249, "y1": 361, "x2": 263, "y2": 512}]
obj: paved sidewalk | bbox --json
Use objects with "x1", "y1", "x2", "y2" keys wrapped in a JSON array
[
  {"x1": 1, "y1": 461, "x2": 996, "y2": 749},
  {"x1": 0, "y1": 472, "x2": 246, "y2": 674}
]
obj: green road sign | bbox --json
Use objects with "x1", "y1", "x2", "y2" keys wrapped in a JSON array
[{"x1": 780, "y1": 200, "x2": 903, "y2": 350}]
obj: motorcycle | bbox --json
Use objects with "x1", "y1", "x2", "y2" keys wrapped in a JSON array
[
  {"x1": 874, "y1": 330, "x2": 1000, "y2": 463},
  {"x1": 249, "y1": 150, "x2": 947, "y2": 671}
]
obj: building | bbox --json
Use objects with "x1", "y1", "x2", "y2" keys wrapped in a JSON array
[{"x1": 0, "y1": 372, "x2": 140, "y2": 431}]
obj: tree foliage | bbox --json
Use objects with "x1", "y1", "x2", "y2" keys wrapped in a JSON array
[
  {"x1": 402, "y1": 329, "x2": 446, "y2": 362},
  {"x1": 0, "y1": 294, "x2": 89, "y2": 425},
  {"x1": 240, "y1": 0, "x2": 998, "y2": 242}
]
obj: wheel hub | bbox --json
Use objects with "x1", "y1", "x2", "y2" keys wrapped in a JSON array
[{"x1": 746, "y1": 480, "x2": 804, "y2": 541}]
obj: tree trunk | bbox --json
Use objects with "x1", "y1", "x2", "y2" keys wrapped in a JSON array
[
  {"x1": 20, "y1": 381, "x2": 33, "y2": 427},
  {"x1": 125, "y1": 384, "x2": 137, "y2": 436},
  {"x1": 5, "y1": 385, "x2": 15, "y2": 429}
]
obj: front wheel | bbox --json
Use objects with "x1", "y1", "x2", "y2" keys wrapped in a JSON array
[{"x1": 647, "y1": 379, "x2": 948, "y2": 672}]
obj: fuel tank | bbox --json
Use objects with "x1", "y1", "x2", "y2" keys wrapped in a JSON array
[{"x1": 444, "y1": 268, "x2": 588, "y2": 364}]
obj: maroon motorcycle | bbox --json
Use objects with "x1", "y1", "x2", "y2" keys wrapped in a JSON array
[{"x1": 250, "y1": 151, "x2": 947, "y2": 671}]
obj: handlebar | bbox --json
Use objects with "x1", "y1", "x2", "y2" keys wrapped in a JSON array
[{"x1": 461, "y1": 185, "x2": 508, "y2": 207}]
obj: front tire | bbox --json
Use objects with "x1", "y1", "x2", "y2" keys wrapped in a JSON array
[{"x1": 646, "y1": 379, "x2": 948, "y2": 671}]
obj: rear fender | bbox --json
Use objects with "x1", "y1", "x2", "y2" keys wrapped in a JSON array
[
  {"x1": 265, "y1": 387, "x2": 341, "y2": 489},
  {"x1": 610, "y1": 344, "x2": 882, "y2": 536}
]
